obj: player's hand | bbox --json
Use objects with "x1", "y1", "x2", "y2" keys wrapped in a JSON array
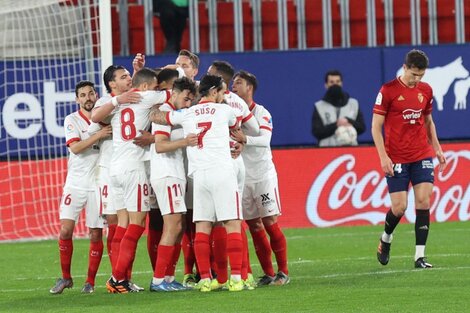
[
  {"x1": 133, "y1": 130, "x2": 154, "y2": 147},
  {"x1": 380, "y1": 155, "x2": 394, "y2": 176},
  {"x1": 117, "y1": 90, "x2": 142, "y2": 105},
  {"x1": 336, "y1": 117, "x2": 351, "y2": 127},
  {"x1": 230, "y1": 128, "x2": 246, "y2": 144},
  {"x1": 185, "y1": 133, "x2": 198, "y2": 147},
  {"x1": 132, "y1": 53, "x2": 145, "y2": 73},
  {"x1": 97, "y1": 125, "x2": 112, "y2": 139},
  {"x1": 436, "y1": 150, "x2": 447, "y2": 172},
  {"x1": 231, "y1": 142, "x2": 243, "y2": 159}
]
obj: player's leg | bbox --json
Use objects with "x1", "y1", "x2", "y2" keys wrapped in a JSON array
[
  {"x1": 182, "y1": 177, "x2": 198, "y2": 287},
  {"x1": 50, "y1": 187, "x2": 87, "y2": 294},
  {"x1": 193, "y1": 221, "x2": 213, "y2": 292},
  {"x1": 377, "y1": 163, "x2": 410, "y2": 265},
  {"x1": 98, "y1": 165, "x2": 117, "y2": 269},
  {"x1": 210, "y1": 222, "x2": 228, "y2": 285},
  {"x1": 147, "y1": 208, "x2": 163, "y2": 271},
  {"x1": 411, "y1": 158, "x2": 435, "y2": 268}
]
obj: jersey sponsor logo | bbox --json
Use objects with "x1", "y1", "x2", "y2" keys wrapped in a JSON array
[
  {"x1": 261, "y1": 193, "x2": 275, "y2": 207},
  {"x1": 402, "y1": 108, "x2": 422, "y2": 121},
  {"x1": 421, "y1": 160, "x2": 434, "y2": 169},
  {"x1": 375, "y1": 92, "x2": 383, "y2": 105}
]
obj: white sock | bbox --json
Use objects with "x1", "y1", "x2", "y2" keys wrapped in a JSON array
[
  {"x1": 230, "y1": 275, "x2": 241, "y2": 282},
  {"x1": 152, "y1": 277, "x2": 164, "y2": 285},
  {"x1": 415, "y1": 245, "x2": 425, "y2": 261},
  {"x1": 381, "y1": 232, "x2": 393, "y2": 243},
  {"x1": 165, "y1": 275, "x2": 175, "y2": 283}
]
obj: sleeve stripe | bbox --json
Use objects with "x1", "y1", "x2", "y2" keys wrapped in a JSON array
[
  {"x1": 373, "y1": 108, "x2": 387, "y2": 115},
  {"x1": 241, "y1": 112, "x2": 254, "y2": 123},
  {"x1": 260, "y1": 125, "x2": 272, "y2": 132},
  {"x1": 165, "y1": 112, "x2": 173, "y2": 126},
  {"x1": 155, "y1": 130, "x2": 170, "y2": 137},
  {"x1": 66, "y1": 137, "x2": 80, "y2": 146}
]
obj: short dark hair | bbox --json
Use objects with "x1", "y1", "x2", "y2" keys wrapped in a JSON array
[
  {"x1": 173, "y1": 77, "x2": 197, "y2": 96},
  {"x1": 157, "y1": 68, "x2": 179, "y2": 84},
  {"x1": 198, "y1": 74, "x2": 224, "y2": 97},
  {"x1": 405, "y1": 49, "x2": 429, "y2": 69},
  {"x1": 178, "y1": 49, "x2": 200, "y2": 69},
  {"x1": 75, "y1": 80, "x2": 95, "y2": 97},
  {"x1": 103, "y1": 65, "x2": 126, "y2": 94},
  {"x1": 211, "y1": 60, "x2": 235, "y2": 82},
  {"x1": 234, "y1": 70, "x2": 258, "y2": 92},
  {"x1": 132, "y1": 67, "x2": 158, "y2": 87},
  {"x1": 324, "y1": 70, "x2": 342, "y2": 83}
]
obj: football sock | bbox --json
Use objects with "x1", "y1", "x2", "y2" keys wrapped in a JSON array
[
  {"x1": 147, "y1": 229, "x2": 162, "y2": 271},
  {"x1": 227, "y1": 232, "x2": 243, "y2": 277},
  {"x1": 111, "y1": 226, "x2": 126, "y2": 271},
  {"x1": 211, "y1": 225, "x2": 228, "y2": 283},
  {"x1": 383, "y1": 209, "x2": 402, "y2": 240},
  {"x1": 415, "y1": 209, "x2": 430, "y2": 260},
  {"x1": 194, "y1": 232, "x2": 211, "y2": 280},
  {"x1": 59, "y1": 238, "x2": 73, "y2": 279},
  {"x1": 86, "y1": 240, "x2": 103, "y2": 286},
  {"x1": 113, "y1": 224, "x2": 145, "y2": 281},
  {"x1": 165, "y1": 243, "x2": 181, "y2": 277},
  {"x1": 265, "y1": 223, "x2": 288, "y2": 275},
  {"x1": 182, "y1": 229, "x2": 196, "y2": 275},
  {"x1": 106, "y1": 224, "x2": 116, "y2": 267},
  {"x1": 241, "y1": 228, "x2": 250, "y2": 280},
  {"x1": 250, "y1": 228, "x2": 275, "y2": 277},
  {"x1": 154, "y1": 245, "x2": 175, "y2": 279}
]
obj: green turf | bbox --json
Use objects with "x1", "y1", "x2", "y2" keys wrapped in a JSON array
[{"x1": 0, "y1": 222, "x2": 468, "y2": 313}]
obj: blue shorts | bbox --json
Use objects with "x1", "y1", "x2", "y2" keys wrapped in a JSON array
[{"x1": 386, "y1": 158, "x2": 435, "y2": 193}]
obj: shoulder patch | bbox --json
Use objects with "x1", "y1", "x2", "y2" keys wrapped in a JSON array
[{"x1": 375, "y1": 92, "x2": 383, "y2": 105}]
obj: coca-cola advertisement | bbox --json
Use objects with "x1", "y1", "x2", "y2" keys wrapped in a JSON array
[{"x1": 274, "y1": 142, "x2": 470, "y2": 228}]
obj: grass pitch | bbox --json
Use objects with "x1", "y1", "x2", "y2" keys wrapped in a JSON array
[{"x1": 0, "y1": 222, "x2": 468, "y2": 313}]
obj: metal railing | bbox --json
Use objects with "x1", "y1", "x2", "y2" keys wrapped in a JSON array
[{"x1": 115, "y1": 0, "x2": 468, "y2": 56}]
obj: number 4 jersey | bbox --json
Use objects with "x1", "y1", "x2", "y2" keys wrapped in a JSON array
[
  {"x1": 110, "y1": 90, "x2": 169, "y2": 176},
  {"x1": 166, "y1": 101, "x2": 238, "y2": 177}
]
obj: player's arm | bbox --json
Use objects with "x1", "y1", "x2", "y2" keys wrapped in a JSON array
[
  {"x1": 241, "y1": 113, "x2": 260, "y2": 135},
  {"x1": 424, "y1": 114, "x2": 446, "y2": 172},
  {"x1": 371, "y1": 113, "x2": 394, "y2": 176},
  {"x1": 91, "y1": 90, "x2": 142, "y2": 123},
  {"x1": 68, "y1": 125, "x2": 112, "y2": 155},
  {"x1": 155, "y1": 133, "x2": 198, "y2": 153},
  {"x1": 231, "y1": 127, "x2": 271, "y2": 147},
  {"x1": 150, "y1": 106, "x2": 184, "y2": 126},
  {"x1": 132, "y1": 53, "x2": 145, "y2": 76}
]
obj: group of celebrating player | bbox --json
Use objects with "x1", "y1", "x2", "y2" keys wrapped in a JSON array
[{"x1": 50, "y1": 49, "x2": 289, "y2": 294}]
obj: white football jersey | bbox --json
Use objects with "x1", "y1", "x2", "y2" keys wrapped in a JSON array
[
  {"x1": 150, "y1": 102, "x2": 186, "y2": 180},
  {"x1": 94, "y1": 94, "x2": 115, "y2": 167},
  {"x1": 224, "y1": 91, "x2": 259, "y2": 135},
  {"x1": 63, "y1": 110, "x2": 100, "y2": 190},
  {"x1": 242, "y1": 103, "x2": 276, "y2": 183},
  {"x1": 110, "y1": 90, "x2": 169, "y2": 175},
  {"x1": 167, "y1": 101, "x2": 238, "y2": 177}
]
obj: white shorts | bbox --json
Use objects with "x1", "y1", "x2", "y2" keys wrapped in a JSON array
[
  {"x1": 111, "y1": 169, "x2": 151, "y2": 213},
  {"x1": 232, "y1": 156, "x2": 245, "y2": 196},
  {"x1": 185, "y1": 176, "x2": 194, "y2": 210},
  {"x1": 97, "y1": 166, "x2": 116, "y2": 215},
  {"x1": 145, "y1": 161, "x2": 158, "y2": 209},
  {"x1": 59, "y1": 186, "x2": 104, "y2": 228},
  {"x1": 193, "y1": 167, "x2": 242, "y2": 223},
  {"x1": 242, "y1": 176, "x2": 281, "y2": 220},
  {"x1": 151, "y1": 177, "x2": 187, "y2": 216}
]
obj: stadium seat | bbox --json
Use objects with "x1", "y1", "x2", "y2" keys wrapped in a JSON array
[
  {"x1": 349, "y1": 0, "x2": 367, "y2": 46},
  {"x1": 436, "y1": 0, "x2": 456, "y2": 44}
]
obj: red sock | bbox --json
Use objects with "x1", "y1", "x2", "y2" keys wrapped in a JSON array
[
  {"x1": 153, "y1": 245, "x2": 175, "y2": 279},
  {"x1": 194, "y1": 232, "x2": 211, "y2": 279},
  {"x1": 165, "y1": 243, "x2": 181, "y2": 277},
  {"x1": 59, "y1": 239, "x2": 73, "y2": 279},
  {"x1": 86, "y1": 240, "x2": 103, "y2": 286},
  {"x1": 265, "y1": 223, "x2": 288, "y2": 274},
  {"x1": 111, "y1": 226, "x2": 126, "y2": 271},
  {"x1": 113, "y1": 224, "x2": 145, "y2": 281},
  {"x1": 211, "y1": 225, "x2": 228, "y2": 283},
  {"x1": 226, "y1": 232, "x2": 243, "y2": 276},
  {"x1": 106, "y1": 224, "x2": 117, "y2": 267},
  {"x1": 250, "y1": 228, "x2": 275, "y2": 276},
  {"x1": 182, "y1": 228, "x2": 196, "y2": 275},
  {"x1": 147, "y1": 229, "x2": 162, "y2": 271},
  {"x1": 241, "y1": 228, "x2": 250, "y2": 280}
]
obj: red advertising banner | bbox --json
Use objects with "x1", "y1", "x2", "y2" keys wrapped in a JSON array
[{"x1": 274, "y1": 142, "x2": 470, "y2": 228}]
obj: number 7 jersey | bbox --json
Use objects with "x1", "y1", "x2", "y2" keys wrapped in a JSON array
[{"x1": 110, "y1": 90, "x2": 169, "y2": 176}]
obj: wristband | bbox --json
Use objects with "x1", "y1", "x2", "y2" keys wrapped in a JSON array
[{"x1": 111, "y1": 96, "x2": 119, "y2": 108}]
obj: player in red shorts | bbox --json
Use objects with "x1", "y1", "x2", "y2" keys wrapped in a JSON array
[{"x1": 372, "y1": 49, "x2": 447, "y2": 268}]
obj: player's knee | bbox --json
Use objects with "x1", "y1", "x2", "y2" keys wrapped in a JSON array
[
  {"x1": 59, "y1": 227, "x2": 73, "y2": 240},
  {"x1": 261, "y1": 215, "x2": 277, "y2": 227},
  {"x1": 414, "y1": 197, "x2": 431, "y2": 209},
  {"x1": 89, "y1": 228, "x2": 103, "y2": 242},
  {"x1": 247, "y1": 218, "x2": 264, "y2": 232},
  {"x1": 391, "y1": 203, "x2": 407, "y2": 216}
]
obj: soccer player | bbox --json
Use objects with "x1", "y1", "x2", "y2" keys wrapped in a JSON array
[
  {"x1": 151, "y1": 74, "x2": 245, "y2": 292},
  {"x1": 373, "y1": 49, "x2": 447, "y2": 268},
  {"x1": 50, "y1": 81, "x2": 112, "y2": 294},
  {"x1": 207, "y1": 60, "x2": 260, "y2": 289},
  {"x1": 102, "y1": 68, "x2": 170, "y2": 293},
  {"x1": 149, "y1": 77, "x2": 198, "y2": 291},
  {"x1": 231, "y1": 70, "x2": 290, "y2": 286},
  {"x1": 176, "y1": 49, "x2": 199, "y2": 81},
  {"x1": 90, "y1": 64, "x2": 141, "y2": 285}
]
